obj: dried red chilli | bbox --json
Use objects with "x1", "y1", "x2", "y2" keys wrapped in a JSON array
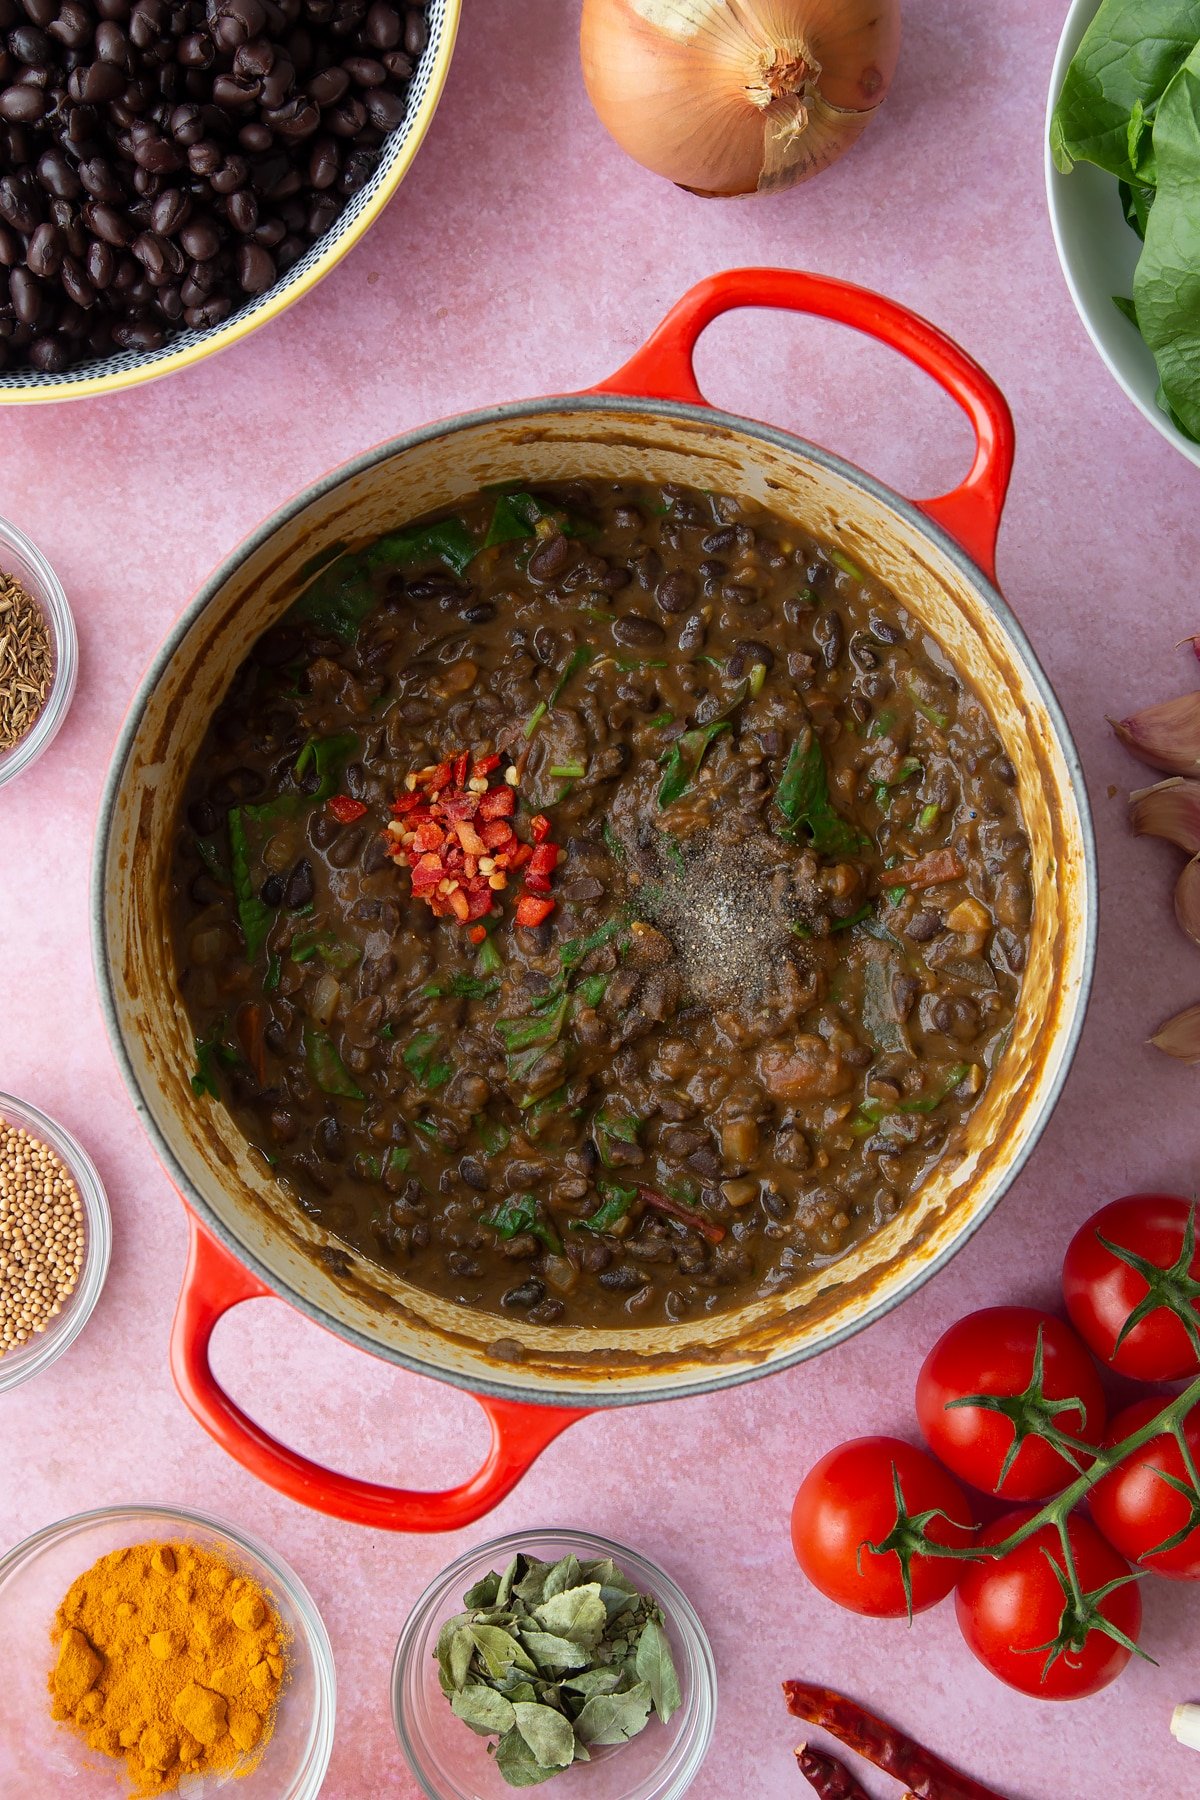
[
  {"x1": 386, "y1": 749, "x2": 562, "y2": 931},
  {"x1": 795, "y1": 1744, "x2": 872, "y2": 1800},
  {"x1": 782, "y1": 1685, "x2": 1008, "y2": 1800},
  {"x1": 638, "y1": 1185, "x2": 726, "y2": 1243}
]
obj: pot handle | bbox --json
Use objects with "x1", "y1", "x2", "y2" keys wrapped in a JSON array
[
  {"x1": 589, "y1": 267, "x2": 1015, "y2": 585},
  {"x1": 170, "y1": 1213, "x2": 590, "y2": 1531}
]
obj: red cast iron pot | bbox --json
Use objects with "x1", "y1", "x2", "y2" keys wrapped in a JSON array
[{"x1": 93, "y1": 269, "x2": 1096, "y2": 1531}]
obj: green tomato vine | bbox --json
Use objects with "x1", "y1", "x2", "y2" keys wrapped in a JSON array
[{"x1": 869, "y1": 1209, "x2": 1200, "y2": 1676}]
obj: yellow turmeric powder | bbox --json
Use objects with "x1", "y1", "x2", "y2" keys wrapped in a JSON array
[{"x1": 48, "y1": 1539, "x2": 287, "y2": 1795}]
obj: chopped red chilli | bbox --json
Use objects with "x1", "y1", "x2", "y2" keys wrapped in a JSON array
[
  {"x1": 386, "y1": 750, "x2": 562, "y2": 931},
  {"x1": 328, "y1": 794, "x2": 368, "y2": 824}
]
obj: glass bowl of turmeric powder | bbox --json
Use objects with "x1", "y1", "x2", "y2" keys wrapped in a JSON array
[{"x1": 0, "y1": 1503, "x2": 335, "y2": 1797}]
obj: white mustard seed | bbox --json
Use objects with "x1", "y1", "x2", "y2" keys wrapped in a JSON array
[{"x1": 0, "y1": 1118, "x2": 85, "y2": 1355}]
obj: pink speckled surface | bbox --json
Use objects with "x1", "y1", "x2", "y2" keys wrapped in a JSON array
[{"x1": 2, "y1": 2, "x2": 1199, "y2": 1795}]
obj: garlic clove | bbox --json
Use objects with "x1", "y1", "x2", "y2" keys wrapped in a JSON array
[
  {"x1": 1171, "y1": 1703, "x2": 1200, "y2": 1750},
  {"x1": 1112, "y1": 691, "x2": 1200, "y2": 774},
  {"x1": 1150, "y1": 1002, "x2": 1200, "y2": 1062},
  {"x1": 1177, "y1": 857, "x2": 1200, "y2": 950},
  {"x1": 1129, "y1": 778, "x2": 1200, "y2": 854}
]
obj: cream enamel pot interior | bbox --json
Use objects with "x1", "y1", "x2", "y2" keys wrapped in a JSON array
[{"x1": 93, "y1": 269, "x2": 1097, "y2": 1531}]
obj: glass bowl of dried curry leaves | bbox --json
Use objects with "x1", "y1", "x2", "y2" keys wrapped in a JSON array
[{"x1": 392, "y1": 1528, "x2": 716, "y2": 1798}]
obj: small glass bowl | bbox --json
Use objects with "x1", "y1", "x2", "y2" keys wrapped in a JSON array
[
  {"x1": 392, "y1": 1528, "x2": 716, "y2": 1800},
  {"x1": 0, "y1": 513, "x2": 77, "y2": 789},
  {"x1": 0, "y1": 1503, "x2": 336, "y2": 1797},
  {"x1": 0, "y1": 1091, "x2": 111, "y2": 1394}
]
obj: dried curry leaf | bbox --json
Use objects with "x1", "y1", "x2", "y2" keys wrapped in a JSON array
[
  {"x1": 533, "y1": 1584, "x2": 608, "y2": 1648},
  {"x1": 519, "y1": 1630, "x2": 594, "y2": 1672},
  {"x1": 493, "y1": 1726, "x2": 560, "y2": 1788},
  {"x1": 634, "y1": 1617, "x2": 682, "y2": 1724},
  {"x1": 470, "y1": 1624, "x2": 538, "y2": 1680},
  {"x1": 512, "y1": 1702, "x2": 576, "y2": 1770},
  {"x1": 452, "y1": 1686, "x2": 517, "y2": 1737},
  {"x1": 573, "y1": 1682, "x2": 654, "y2": 1747}
]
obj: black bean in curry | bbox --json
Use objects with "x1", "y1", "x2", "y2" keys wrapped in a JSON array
[{"x1": 171, "y1": 479, "x2": 1031, "y2": 1329}]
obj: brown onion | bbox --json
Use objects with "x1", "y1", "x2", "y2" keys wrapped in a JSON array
[{"x1": 580, "y1": 0, "x2": 901, "y2": 198}]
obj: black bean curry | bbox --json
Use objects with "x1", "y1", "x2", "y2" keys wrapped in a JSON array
[{"x1": 171, "y1": 479, "x2": 1031, "y2": 1329}]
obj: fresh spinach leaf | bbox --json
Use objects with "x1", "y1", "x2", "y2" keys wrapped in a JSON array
[
  {"x1": 572, "y1": 1181, "x2": 637, "y2": 1234},
  {"x1": 485, "y1": 491, "x2": 553, "y2": 549},
  {"x1": 424, "y1": 972, "x2": 502, "y2": 1000},
  {"x1": 191, "y1": 1025, "x2": 238, "y2": 1098},
  {"x1": 559, "y1": 912, "x2": 630, "y2": 970},
  {"x1": 477, "y1": 935, "x2": 504, "y2": 976},
  {"x1": 1119, "y1": 177, "x2": 1156, "y2": 239},
  {"x1": 593, "y1": 1109, "x2": 642, "y2": 1165},
  {"x1": 291, "y1": 931, "x2": 360, "y2": 971},
  {"x1": 288, "y1": 553, "x2": 375, "y2": 642},
  {"x1": 855, "y1": 1061, "x2": 970, "y2": 1130},
  {"x1": 303, "y1": 1027, "x2": 365, "y2": 1100},
  {"x1": 362, "y1": 515, "x2": 477, "y2": 578},
  {"x1": 1133, "y1": 46, "x2": 1200, "y2": 442},
  {"x1": 481, "y1": 1194, "x2": 562, "y2": 1254},
  {"x1": 194, "y1": 835, "x2": 229, "y2": 884},
  {"x1": 575, "y1": 974, "x2": 608, "y2": 1009},
  {"x1": 548, "y1": 645, "x2": 597, "y2": 709},
  {"x1": 228, "y1": 808, "x2": 274, "y2": 963},
  {"x1": 403, "y1": 1030, "x2": 453, "y2": 1089},
  {"x1": 497, "y1": 994, "x2": 570, "y2": 1057},
  {"x1": 484, "y1": 489, "x2": 589, "y2": 550},
  {"x1": 292, "y1": 731, "x2": 359, "y2": 803},
  {"x1": 774, "y1": 734, "x2": 870, "y2": 857},
  {"x1": 476, "y1": 1115, "x2": 512, "y2": 1155},
  {"x1": 657, "y1": 721, "x2": 728, "y2": 808},
  {"x1": 1050, "y1": 0, "x2": 1200, "y2": 181}
]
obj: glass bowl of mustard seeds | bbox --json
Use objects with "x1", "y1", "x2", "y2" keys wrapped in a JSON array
[
  {"x1": 0, "y1": 1503, "x2": 335, "y2": 1797},
  {"x1": 0, "y1": 514, "x2": 77, "y2": 790},
  {"x1": 0, "y1": 1092, "x2": 111, "y2": 1394}
]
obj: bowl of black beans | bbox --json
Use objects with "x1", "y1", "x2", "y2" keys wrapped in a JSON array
[{"x1": 0, "y1": 0, "x2": 457, "y2": 398}]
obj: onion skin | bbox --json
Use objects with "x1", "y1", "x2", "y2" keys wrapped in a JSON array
[{"x1": 580, "y1": 0, "x2": 901, "y2": 198}]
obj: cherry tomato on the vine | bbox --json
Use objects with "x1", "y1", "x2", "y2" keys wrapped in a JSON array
[
  {"x1": 915, "y1": 1306, "x2": 1106, "y2": 1501},
  {"x1": 1090, "y1": 1398, "x2": 1200, "y2": 1580},
  {"x1": 1062, "y1": 1194, "x2": 1200, "y2": 1381},
  {"x1": 955, "y1": 1509, "x2": 1141, "y2": 1700},
  {"x1": 791, "y1": 1436, "x2": 976, "y2": 1618}
]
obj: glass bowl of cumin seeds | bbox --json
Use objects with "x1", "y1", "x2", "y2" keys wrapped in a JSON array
[
  {"x1": 0, "y1": 1093, "x2": 111, "y2": 1394},
  {"x1": 0, "y1": 515, "x2": 77, "y2": 790}
]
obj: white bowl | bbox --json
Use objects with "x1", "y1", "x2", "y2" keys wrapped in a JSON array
[{"x1": 1045, "y1": 0, "x2": 1200, "y2": 468}]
